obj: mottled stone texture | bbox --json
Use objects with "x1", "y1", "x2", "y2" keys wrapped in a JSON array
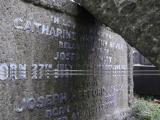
[
  {"x1": 22, "y1": 0, "x2": 82, "y2": 16},
  {"x1": 74, "y1": 0, "x2": 160, "y2": 68},
  {"x1": 0, "y1": 0, "x2": 132, "y2": 120}
]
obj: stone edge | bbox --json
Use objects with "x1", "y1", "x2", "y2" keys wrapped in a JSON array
[{"x1": 21, "y1": 0, "x2": 84, "y2": 16}]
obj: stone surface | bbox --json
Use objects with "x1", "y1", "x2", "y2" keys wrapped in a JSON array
[
  {"x1": 0, "y1": 0, "x2": 132, "y2": 120},
  {"x1": 74, "y1": 0, "x2": 160, "y2": 68},
  {"x1": 22, "y1": 0, "x2": 82, "y2": 16}
]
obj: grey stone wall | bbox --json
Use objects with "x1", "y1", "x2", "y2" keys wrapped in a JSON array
[{"x1": 0, "y1": 0, "x2": 132, "y2": 120}]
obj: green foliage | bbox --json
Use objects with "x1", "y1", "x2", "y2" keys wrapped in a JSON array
[{"x1": 132, "y1": 99, "x2": 160, "y2": 120}]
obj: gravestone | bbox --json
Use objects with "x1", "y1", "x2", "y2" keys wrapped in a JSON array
[
  {"x1": 0, "y1": 0, "x2": 133, "y2": 120},
  {"x1": 74, "y1": 0, "x2": 160, "y2": 69}
]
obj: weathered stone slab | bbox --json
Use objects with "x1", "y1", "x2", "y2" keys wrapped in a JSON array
[
  {"x1": 74, "y1": 0, "x2": 160, "y2": 68},
  {"x1": 22, "y1": 0, "x2": 82, "y2": 16},
  {"x1": 0, "y1": 0, "x2": 132, "y2": 120}
]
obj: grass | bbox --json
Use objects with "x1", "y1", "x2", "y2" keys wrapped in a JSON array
[{"x1": 132, "y1": 97, "x2": 160, "y2": 120}]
